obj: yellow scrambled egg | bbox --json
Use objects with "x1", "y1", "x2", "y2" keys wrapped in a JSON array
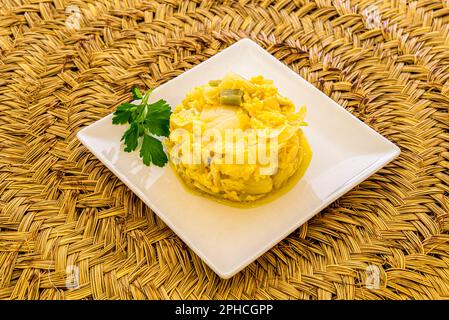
[{"x1": 166, "y1": 73, "x2": 310, "y2": 204}]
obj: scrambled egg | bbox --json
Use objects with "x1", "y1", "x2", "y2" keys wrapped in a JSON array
[{"x1": 166, "y1": 73, "x2": 309, "y2": 203}]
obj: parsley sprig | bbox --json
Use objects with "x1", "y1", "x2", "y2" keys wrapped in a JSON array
[{"x1": 112, "y1": 87, "x2": 171, "y2": 167}]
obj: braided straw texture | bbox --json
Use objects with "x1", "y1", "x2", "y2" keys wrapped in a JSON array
[{"x1": 1, "y1": 0, "x2": 449, "y2": 300}]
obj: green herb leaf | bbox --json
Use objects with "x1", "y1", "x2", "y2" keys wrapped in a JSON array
[
  {"x1": 112, "y1": 103, "x2": 136, "y2": 124},
  {"x1": 140, "y1": 134, "x2": 168, "y2": 167},
  {"x1": 131, "y1": 86, "x2": 142, "y2": 100},
  {"x1": 113, "y1": 88, "x2": 171, "y2": 167},
  {"x1": 121, "y1": 122, "x2": 139, "y2": 152},
  {"x1": 145, "y1": 99, "x2": 172, "y2": 137}
]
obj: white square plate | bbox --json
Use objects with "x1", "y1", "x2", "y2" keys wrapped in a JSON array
[{"x1": 77, "y1": 39, "x2": 400, "y2": 279}]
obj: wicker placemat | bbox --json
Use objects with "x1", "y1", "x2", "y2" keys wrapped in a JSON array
[{"x1": 0, "y1": 0, "x2": 448, "y2": 300}]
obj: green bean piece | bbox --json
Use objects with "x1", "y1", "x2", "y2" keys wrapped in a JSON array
[
  {"x1": 208, "y1": 80, "x2": 221, "y2": 87},
  {"x1": 220, "y1": 89, "x2": 243, "y2": 106}
]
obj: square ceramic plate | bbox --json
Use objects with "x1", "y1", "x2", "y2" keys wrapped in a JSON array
[{"x1": 77, "y1": 39, "x2": 400, "y2": 279}]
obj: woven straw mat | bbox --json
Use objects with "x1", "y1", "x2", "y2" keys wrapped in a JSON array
[{"x1": 0, "y1": 0, "x2": 449, "y2": 300}]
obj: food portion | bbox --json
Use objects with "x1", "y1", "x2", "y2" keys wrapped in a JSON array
[{"x1": 166, "y1": 73, "x2": 311, "y2": 204}]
